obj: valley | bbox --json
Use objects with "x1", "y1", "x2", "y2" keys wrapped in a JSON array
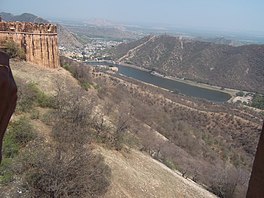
[
  {"x1": 62, "y1": 57, "x2": 262, "y2": 197},
  {"x1": 1, "y1": 59, "x2": 223, "y2": 198},
  {"x1": 88, "y1": 60, "x2": 237, "y2": 103},
  {"x1": 107, "y1": 35, "x2": 264, "y2": 94},
  {"x1": 0, "y1": 10, "x2": 264, "y2": 198}
]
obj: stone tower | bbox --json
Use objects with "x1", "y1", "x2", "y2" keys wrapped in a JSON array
[{"x1": 0, "y1": 21, "x2": 60, "y2": 68}]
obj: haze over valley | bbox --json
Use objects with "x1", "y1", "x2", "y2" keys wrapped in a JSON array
[{"x1": 0, "y1": 1, "x2": 264, "y2": 198}]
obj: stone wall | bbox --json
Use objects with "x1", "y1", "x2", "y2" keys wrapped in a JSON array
[{"x1": 0, "y1": 22, "x2": 60, "y2": 68}]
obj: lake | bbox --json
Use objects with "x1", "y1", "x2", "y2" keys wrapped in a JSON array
[{"x1": 87, "y1": 61, "x2": 231, "y2": 103}]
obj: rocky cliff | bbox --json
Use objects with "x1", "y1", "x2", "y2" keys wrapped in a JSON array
[{"x1": 0, "y1": 21, "x2": 60, "y2": 68}]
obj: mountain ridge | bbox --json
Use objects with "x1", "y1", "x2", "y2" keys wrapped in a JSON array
[
  {"x1": 0, "y1": 12, "x2": 83, "y2": 49},
  {"x1": 109, "y1": 34, "x2": 264, "y2": 93},
  {"x1": 0, "y1": 12, "x2": 48, "y2": 23}
]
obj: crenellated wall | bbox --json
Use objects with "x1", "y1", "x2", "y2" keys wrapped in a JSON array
[{"x1": 0, "y1": 22, "x2": 60, "y2": 68}]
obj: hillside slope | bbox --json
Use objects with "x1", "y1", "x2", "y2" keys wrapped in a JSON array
[
  {"x1": 99, "y1": 147, "x2": 216, "y2": 198},
  {"x1": 8, "y1": 60, "x2": 216, "y2": 198},
  {"x1": 0, "y1": 12, "x2": 83, "y2": 49},
  {"x1": 109, "y1": 35, "x2": 264, "y2": 93},
  {"x1": 56, "y1": 24, "x2": 83, "y2": 49}
]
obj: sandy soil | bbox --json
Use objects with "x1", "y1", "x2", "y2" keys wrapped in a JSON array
[{"x1": 98, "y1": 147, "x2": 217, "y2": 198}]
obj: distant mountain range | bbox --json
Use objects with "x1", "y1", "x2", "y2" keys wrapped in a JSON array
[
  {"x1": 0, "y1": 12, "x2": 48, "y2": 23},
  {"x1": 109, "y1": 35, "x2": 264, "y2": 93},
  {"x1": 0, "y1": 12, "x2": 83, "y2": 49},
  {"x1": 85, "y1": 18, "x2": 120, "y2": 27},
  {"x1": 65, "y1": 24, "x2": 142, "y2": 41}
]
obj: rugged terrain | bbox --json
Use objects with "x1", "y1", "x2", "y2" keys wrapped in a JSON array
[
  {"x1": 0, "y1": 59, "x2": 218, "y2": 198},
  {"x1": 62, "y1": 57, "x2": 263, "y2": 197},
  {"x1": 108, "y1": 35, "x2": 264, "y2": 93}
]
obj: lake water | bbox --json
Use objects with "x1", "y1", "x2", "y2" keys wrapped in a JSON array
[{"x1": 87, "y1": 61, "x2": 231, "y2": 103}]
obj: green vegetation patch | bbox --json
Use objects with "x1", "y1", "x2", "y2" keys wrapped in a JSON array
[
  {"x1": 3, "y1": 117, "x2": 35, "y2": 158},
  {"x1": 0, "y1": 158, "x2": 13, "y2": 184},
  {"x1": 251, "y1": 94, "x2": 264, "y2": 110},
  {"x1": 235, "y1": 91, "x2": 244, "y2": 97},
  {"x1": 0, "y1": 117, "x2": 35, "y2": 184},
  {"x1": 61, "y1": 59, "x2": 93, "y2": 91},
  {"x1": 81, "y1": 81, "x2": 92, "y2": 91},
  {"x1": 3, "y1": 40, "x2": 26, "y2": 60},
  {"x1": 18, "y1": 82, "x2": 55, "y2": 112}
]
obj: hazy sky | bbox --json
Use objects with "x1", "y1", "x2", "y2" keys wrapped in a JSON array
[{"x1": 1, "y1": 0, "x2": 264, "y2": 33}]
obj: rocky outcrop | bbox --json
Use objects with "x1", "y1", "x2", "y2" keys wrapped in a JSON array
[{"x1": 0, "y1": 21, "x2": 60, "y2": 68}]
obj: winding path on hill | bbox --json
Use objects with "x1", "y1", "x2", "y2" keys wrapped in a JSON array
[{"x1": 118, "y1": 35, "x2": 156, "y2": 62}]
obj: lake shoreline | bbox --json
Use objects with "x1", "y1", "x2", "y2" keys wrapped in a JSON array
[
  {"x1": 118, "y1": 62, "x2": 238, "y2": 100},
  {"x1": 86, "y1": 60, "x2": 236, "y2": 103}
]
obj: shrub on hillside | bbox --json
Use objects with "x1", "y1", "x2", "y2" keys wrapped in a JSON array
[
  {"x1": 2, "y1": 86, "x2": 111, "y2": 197},
  {"x1": 23, "y1": 88, "x2": 110, "y2": 197},
  {"x1": 17, "y1": 80, "x2": 56, "y2": 112},
  {"x1": 4, "y1": 40, "x2": 26, "y2": 60},
  {"x1": 3, "y1": 117, "x2": 35, "y2": 158},
  {"x1": 206, "y1": 165, "x2": 248, "y2": 198},
  {"x1": 60, "y1": 57, "x2": 93, "y2": 91},
  {"x1": 0, "y1": 117, "x2": 35, "y2": 185},
  {"x1": 18, "y1": 145, "x2": 111, "y2": 198}
]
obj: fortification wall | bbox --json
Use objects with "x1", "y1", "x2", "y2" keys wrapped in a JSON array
[{"x1": 0, "y1": 22, "x2": 60, "y2": 68}]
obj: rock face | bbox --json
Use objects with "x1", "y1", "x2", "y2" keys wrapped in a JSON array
[{"x1": 0, "y1": 21, "x2": 60, "y2": 68}]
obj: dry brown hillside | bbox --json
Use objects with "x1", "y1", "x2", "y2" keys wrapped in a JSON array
[
  {"x1": 0, "y1": 60, "x2": 216, "y2": 198},
  {"x1": 99, "y1": 147, "x2": 216, "y2": 198},
  {"x1": 60, "y1": 57, "x2": 262, "y2": 198},
  {"x1": 109, "y1": 35, "x2": 264, "y2": 93}
]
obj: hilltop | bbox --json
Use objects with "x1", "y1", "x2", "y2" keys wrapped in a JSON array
[
  {"x1": 0, "y1": 12, "x2": 83, "y2": 49},
  {"x1": 108, "y1": 35, "x2": 264, "y2": 93},
  {"x1": 0, "y1": 12, "x2": 48, "y2": 23}
]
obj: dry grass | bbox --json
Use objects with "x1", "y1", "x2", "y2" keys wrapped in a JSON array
[
  {"x1": 8, "y1": 59, "x2": 217, "y2": 198},
  {"x1": 11, "y1": 60, "x2": 79, "y2": 95},
  {"x1": 98, "y1": 146, "x2": 216, "y2": 198}
]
